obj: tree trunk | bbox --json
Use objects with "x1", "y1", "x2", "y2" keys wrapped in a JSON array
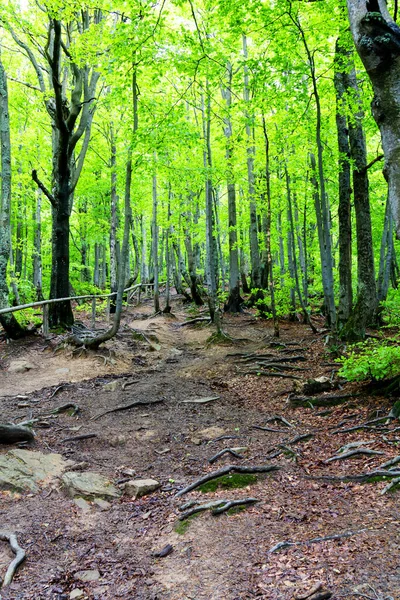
[
  {"x1": 347, "y1": 1, "x2": 400, "y2": 236},
  {"x1": 0, "y1": 50, "x2": 26, "y2": 338},
  {"x1": 243, "y1": 35, "x2": 261, "y2": 289},
  {"x1": 152, "y1": 165, "x2": 160, "y2": 313},
  {"x1": 221, "y1": 62, "x2": 242, "y2": 312},
  {"x1": 109, "y1": 123, "x2": 119, "y2": 314},
  {"x1": 334, "y1": 36, "x2": 353, "y2": 326},
  {"x1": 33, "y1": 190, "x2": 43, "y2": 300}
]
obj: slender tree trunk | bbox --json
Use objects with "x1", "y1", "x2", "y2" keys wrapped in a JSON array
[
  {"x1": 33, "y1": 190, "x2": 43, "y2": 300},
  {"x1": 243, "y1": 35, "x2": 261, "y2": 289},
  {"x1": 152, "y1": 164, "x2": 160, "y2": 313},
  {"x1": 109, "y1": 123, "x2": 118, "y2": 313},
  {"x1": 0, "y1": 50, "x2": 26, "y2": 338},
  {"x1": 221, "y1": 62, "x2": 241, "y2": 312},
  {"x1": 334, "y1": 36, "x2": 353, "y2": 326}
]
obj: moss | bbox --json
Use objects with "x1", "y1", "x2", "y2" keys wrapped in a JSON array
[
  {"x1": 174, "y1": 514, "x2": 198, "y2": 535},
  {"x1": 206, "y1": 331, "x2": 233, "y2": 346},
  {"x1": 198, "y1": 473, "x2": 257, "y2": 493}
]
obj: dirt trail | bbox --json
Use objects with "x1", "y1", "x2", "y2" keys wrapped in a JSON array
[{"x1": 0, "y1": 297, "x2": 399, "y2": 600}]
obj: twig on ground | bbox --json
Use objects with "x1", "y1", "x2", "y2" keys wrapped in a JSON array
[
  {"x1": 91, "y1": 398, "x2": 163, "y2": 421},
  {"x1": 0, "y1": 531, "x2": 26, "y2": 587},
  {"x1": 176, "y1": 464, "x2": 280, "y2": 497}
]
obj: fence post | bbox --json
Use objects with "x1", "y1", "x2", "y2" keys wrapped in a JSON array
[
  {"x1": 91, "y1": 297, "x2": 96, "y2": 329},
  {"x1": 42, "y1": 304, "x2": 49, "y2": 335}
]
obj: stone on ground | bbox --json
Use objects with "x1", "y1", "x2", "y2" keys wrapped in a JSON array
[
  {"x1": 123, "y1": 478, "x2": 161, "y2": 498},
  {"x1": 62, "y1": 471, "x2": 121, "y2": 500},
  {"x1": 75, "y1": 569, "x2": 100, "y2": 582},
  {"x1": 69, "y1": 590, "x2": 85, "y2": 599},
  {"x1": 197, "y1": 426, "x2": 225, "y2": 441},
  {"x1": 7, "y1": 360, "x2": 37, "y2": 374},
  {"x1": 0, "y1": 449, "x2": 74, "y2": 493}
]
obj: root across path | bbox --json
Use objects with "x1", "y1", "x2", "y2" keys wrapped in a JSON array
[{"x1": 0, "y1": 297, "x2": 399, "y2": 600}]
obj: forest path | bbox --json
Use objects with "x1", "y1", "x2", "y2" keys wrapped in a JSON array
[{"x1": 0, "y1": 296, "x2": 399, "y2": 600}]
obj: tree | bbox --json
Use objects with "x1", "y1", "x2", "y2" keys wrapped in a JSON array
[
  {"x1": 0, "y1": 47, "x2": 26, "y2": 338},
  {"x1": 346, "y1": 0, "x2": 400, "y2": 235}
]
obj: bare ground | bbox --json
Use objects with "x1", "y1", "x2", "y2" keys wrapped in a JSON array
[{"x1": 0, "y1": 296, "x2": 399, "y2": 600}]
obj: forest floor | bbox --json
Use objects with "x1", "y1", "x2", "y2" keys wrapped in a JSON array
[{"x1": 0, "y1": 294, "x2": 399, "y2": 600}]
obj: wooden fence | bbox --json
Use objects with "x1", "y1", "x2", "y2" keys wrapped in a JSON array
[{"x1": 0, "y1": 282, "x2": 165, "y2": 334}]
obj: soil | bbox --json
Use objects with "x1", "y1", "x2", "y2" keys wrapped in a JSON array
[{"x1": 0, "y1": 295, "x2": 399, "y2": 600}]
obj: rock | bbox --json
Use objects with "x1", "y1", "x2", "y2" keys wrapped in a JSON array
[
  {"x1": 8, "y1": 360, "x2": 37, "y2": 374},
  {"x1": 301, "y1": 376, "x2": 333, "y2": 395},
  {"x1": 93, "y1": 498, "x2": 111, "y2": 510},
  {"x1": 0, "y1": 449, "x2": 74, "y2": 493},
  {"x1": 73, "y1": 498, "x2": 91, "y2": 512},
  {"x1": 55, "y1": 368, "x2": 70, "y2": 375},
  {"x1": 123, "y1": 478, "x2": 161, "y2": 498},
  {"x1": 103, "y1": 381, "x2": 119, "y2": 392},
  {"x1": 62, "y1": 472, "x2": 121, "y2": 500},
  {"x1": 231, "y1": 447, "x2": 248, "y2": 454},
  {"x1": 181, "y1": 396, "x2": 220, "y2": 404},
  {"x1": 70, "y1": 590, "x2": 84, "y2": 599},
  {"x1": 197, "y1": 426, "x2": 225, "y2": 441},
  {"x1": 75, "y1": 569, "x2": 100, "y2": 582},
  {"x1": 190, "y1": 437, "x2": 202, "y2": 446}
]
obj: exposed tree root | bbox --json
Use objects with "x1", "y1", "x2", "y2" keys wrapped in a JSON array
[
  {"x1": 324, "y1": 449, "x2": 385, "y2": 463},
  {"x1": 0, "y1": 424, "x2": 35, "y2": 444},
  {"x1": 289, "y1": 393, "x2": 359, "y2": 408},
  {"x1": 0, "y1": 531, "x2": 26, "y2": 588},
  {"x1": 178, "y1": 497, "x2": 259, "y2": 520},
  {"x1": 252, "y1": 425, "x2": 289, "y2": 433},
  {"x1": 379, "y1": 455, "x2": 400, "y2": 469},
  {"x1": 265, "y1": 415, "x2": 293, "y2": 428},
  {"x1": 91, "y1": 398, "x2": 163, "y2": 421},
  {"x1": 208, "y1": 448, "x2": 244, "y2": 464},
  {"x1": 307, "y1": 469, "x2": 400, "y2": 484},
  {"x1": 243, "y1": 370, "x2": 303, "y2": 380},
  {"x1": 179, "y1": 317, "x2": 211, "y2": 327},
  {"x1": 175, "y1": 464, "x2": 280, "y2": 497},
  {"x1": 268, "y1": 528, "x2": 368, "y2": 554}
]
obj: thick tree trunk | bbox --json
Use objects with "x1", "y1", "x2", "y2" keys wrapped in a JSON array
[
  {"x1": 347, "y1": 1, "x2": 400, "y2": 236},
  {"x1": 33, "y1": 190, "x2": 43, "y2": 300}
]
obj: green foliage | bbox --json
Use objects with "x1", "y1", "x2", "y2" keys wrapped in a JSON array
[
  {"x1": 339, "y1": 339, "x2": 400, "y2": 382},
  {"x1": 380, "y1": 288, "x2": 400, "y2": 327}
]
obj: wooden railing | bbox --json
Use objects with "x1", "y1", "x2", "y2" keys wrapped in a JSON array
[{"x1": 0, "y1": 281, "x2": 166, "y2": 334}]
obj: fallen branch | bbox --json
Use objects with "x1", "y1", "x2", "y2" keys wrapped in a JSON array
[
  {"x1": 0, "y1": 531, "x2": 26, "y2": 587},
  {"x1": 324, "y1": 449, "x2": 385, "y2": 463},
  {"x1": 0, "y1": 424, "x2": 35, "y2": 444},
  {"x1": 176, "y1": 464, "x2": 280, "y2": 497},
  {"x1": 208, "y1": 448, "x2": 244, "y2": 464},
  {"x1": 61, "y1": 433, "x2": 97, "y2": 443},
  {"x1": 269, "y1": 528, "x2": 368, "y2": 554},
  {"x1": 91, "y1": 398, "x2": 163, "y2": 421}
]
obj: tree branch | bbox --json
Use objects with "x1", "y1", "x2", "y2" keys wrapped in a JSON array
[{"x1": 32, "y1": 170, "x2": 56, "y2": 207}]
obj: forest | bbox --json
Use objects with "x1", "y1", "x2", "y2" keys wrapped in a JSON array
[{"x1": 1, "y1": 1, "x2": 400, "y2": 599}]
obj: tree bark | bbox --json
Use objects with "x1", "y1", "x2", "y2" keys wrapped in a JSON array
[
  {"x1": 347, "y1": 1, "x2": 400, "y2": 236},
  {"x1": 0, "y1": 49, "x2": 26, "y2": 339}
]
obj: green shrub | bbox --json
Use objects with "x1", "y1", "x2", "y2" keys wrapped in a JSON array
[{"x1": 338, "y1": 338, "x2": 400, "y2": 382}]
